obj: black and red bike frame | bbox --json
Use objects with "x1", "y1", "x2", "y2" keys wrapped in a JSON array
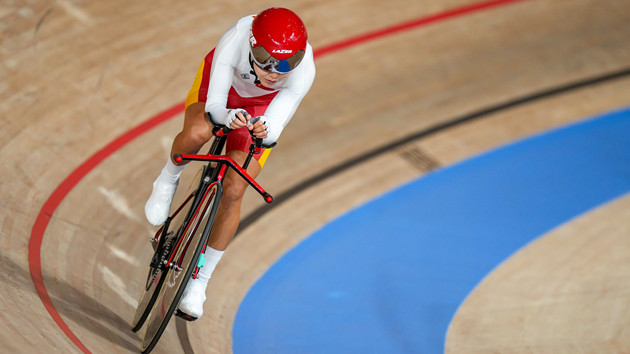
[
  {"x1": 149, "y1": 124, "x2": 273, "y2": 276},
  {"x1": 132, "y1": 120, "x2": 278, "y2": 351}
]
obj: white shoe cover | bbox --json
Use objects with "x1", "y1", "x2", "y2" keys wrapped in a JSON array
[
  {"x1": 144, "y1": 177, "x2": 178, "y2": 226},
  {"x1": 178, "y1": 279, "x2": 207, "y2": 318}
]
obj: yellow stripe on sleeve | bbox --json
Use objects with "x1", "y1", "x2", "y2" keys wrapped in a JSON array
[{"x1": 185, "y1": 60, "x2": 207, "y2": 109}]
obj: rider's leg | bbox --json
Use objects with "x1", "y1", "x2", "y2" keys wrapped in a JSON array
[
  {"x1": 178, "y1": 149, "x2": 262, "y2": 318},
  {"x1": 207, "y1": 149, "x2": 262, "y2": 250},
  {"x1": 145, "y1": 102, "x2": 212, "y2": 226},
  {"x1": 170, "y1": 102, "x2": 213, "y2": 164}
]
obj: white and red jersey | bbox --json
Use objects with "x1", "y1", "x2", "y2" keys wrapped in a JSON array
[{"x1": 205, "y1": 15, "x2": 316, "y2": 145}]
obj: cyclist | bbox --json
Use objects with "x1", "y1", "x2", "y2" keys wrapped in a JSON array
[{"x1": 144, "y1": 7, "x2": 315, "y2": 319}]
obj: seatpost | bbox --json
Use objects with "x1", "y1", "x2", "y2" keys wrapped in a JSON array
[
  {"x1": 243, "y1": 137, "x2": 263, "y2": 170},
  {"x1": 242, "y1": 116, "x2": 264, "y2": 170}
]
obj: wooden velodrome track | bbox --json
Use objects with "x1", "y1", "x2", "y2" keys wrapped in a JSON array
[{"x1": 2, "y1": 0, "x2": 630, "y2": 352}]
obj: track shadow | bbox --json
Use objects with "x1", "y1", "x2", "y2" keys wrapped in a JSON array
[{"x1": 1, "y1": 254, "x2": 140, "y2": 352}]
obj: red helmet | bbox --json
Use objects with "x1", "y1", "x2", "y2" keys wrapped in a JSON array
[{"x1": 250, "y1": 7, "x2": 308, "y2": 73}]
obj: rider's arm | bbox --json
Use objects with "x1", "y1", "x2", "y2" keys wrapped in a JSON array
[
  {"x1": 204, "y1": 22, "x2": 242, "y2": 126},
  {"x1": 260, "y1": 46, "x2": 316, "y2": 145}
]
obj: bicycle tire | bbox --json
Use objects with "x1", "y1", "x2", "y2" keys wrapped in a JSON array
[
  {"x1": 141, "y1": 183, "x2": 222, "y2": 353},
  {"x1": 132, "y1": 258, "x2": 164, "y2": 331},
  {"x1": 131, "y1": 192, "x2": 195, "y2": 332}
]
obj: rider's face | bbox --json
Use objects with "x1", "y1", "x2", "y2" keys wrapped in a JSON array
[{"x1": 252, "y1": 62, "x2": 290, "y2": 88}]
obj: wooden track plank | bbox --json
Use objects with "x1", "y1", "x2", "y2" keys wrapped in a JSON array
[
  {"x1": 0, "y1": 0, "x2": 629, "y2": 352},
  {"x1": 446, "y1": 193, "x2": 630, "y2": 353}
]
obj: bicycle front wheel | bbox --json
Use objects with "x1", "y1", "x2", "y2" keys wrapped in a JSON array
[{"x1": 140, "y1": 182, "x2": 222, "y2": 353}]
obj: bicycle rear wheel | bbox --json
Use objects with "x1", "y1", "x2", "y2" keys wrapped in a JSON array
[
  {"x1": 131, "y1": 228, "x2": 172, "y2": 332},
  {"x1": 131, "y1": 192, "x2": 194, "y2": 332},
  {"x1": 140, "y1": 182, "x2": 222, "y2": 353}
]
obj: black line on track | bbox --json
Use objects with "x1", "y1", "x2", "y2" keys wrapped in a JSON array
[
  {"x1": 238, "y1": 66, "x2": 630, "y2": 229},
  {"x1": 178, "y1": 66, "x2": 630, "y2": 351}
]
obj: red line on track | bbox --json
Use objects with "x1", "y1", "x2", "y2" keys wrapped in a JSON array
[
  {"x1": 27, "y1": 0, "x2": 527, "y2": 351},
  {"x1": 314, "y1": 0, "x2": 526, "y2": 59},
  {"x1": 28, "y1": 103, "x2": 184, "y2": 353}
]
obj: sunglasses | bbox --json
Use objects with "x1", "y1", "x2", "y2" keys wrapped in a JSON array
[{"x1": 251, "y1": 46, "x2": 305, "y2": 74}]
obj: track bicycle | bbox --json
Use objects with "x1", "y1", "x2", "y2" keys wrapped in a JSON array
[{"x1": 131, "y1": 117, "x2": 274, "y2": 353}]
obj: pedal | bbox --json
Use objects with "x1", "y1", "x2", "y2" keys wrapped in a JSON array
[{"x1": 175, "y1": 309, "x2": 198, "y2": 322}]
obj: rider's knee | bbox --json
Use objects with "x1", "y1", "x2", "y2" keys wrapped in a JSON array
[
  {"x1": 184, "y1": 124, "x2": 213, "y2": 146},
  {"x1": 221, "y1": 178, "x2": 247, "y2": 205}
]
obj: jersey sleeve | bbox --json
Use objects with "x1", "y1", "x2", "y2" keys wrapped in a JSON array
[
  {"x1": 204, "y1": 22, "x2": 241, "y2": 125},
  {"x1": 261, "y1": 46, "x2": 316, "y2": 145}
]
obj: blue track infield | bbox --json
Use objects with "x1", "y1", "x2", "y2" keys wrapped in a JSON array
[{"x1": 233, "y1": 107, "x2": 630, "y2": 353}]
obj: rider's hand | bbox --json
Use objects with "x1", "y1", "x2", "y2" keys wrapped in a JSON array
[
  {"x1": 229, "y1": 110, "x2": 250, "y2": 130},
  {"x1": 249, "y1": 119, "x2": 268, "y2": 139}
]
